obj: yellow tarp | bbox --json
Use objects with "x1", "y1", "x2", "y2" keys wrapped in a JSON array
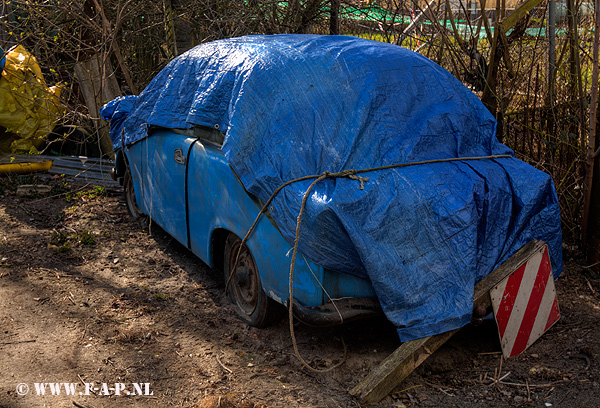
[
  {"x1": 0, "y1": 160, "x2": 53, "y2": 174},
  {"x1": 0, "y1": 45, "x2": 64, "y2": 153}
]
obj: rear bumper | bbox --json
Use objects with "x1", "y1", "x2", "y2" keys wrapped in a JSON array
[{"x1": 292, "y1": 297, "x2": 381, "y2": 327}]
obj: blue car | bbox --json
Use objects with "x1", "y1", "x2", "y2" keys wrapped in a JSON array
[
  {"x1": 113, "y1": 126, "x2": 379, "y2": 327},
  {"x1": 103, "y1": 35, "x2": 562, "y2": 341}
]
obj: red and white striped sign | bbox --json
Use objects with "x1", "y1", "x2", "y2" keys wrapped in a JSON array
[{"x1": 490, "y1": 244, "x2": 560, "y2": 358}]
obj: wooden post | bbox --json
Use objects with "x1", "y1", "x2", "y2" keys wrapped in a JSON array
[
  {"x1": 74, "y1": 54, "x2": 121, "y2": 159},
  {"x1": 350, "y1": 241, "x2": 543, "y2": 404}
]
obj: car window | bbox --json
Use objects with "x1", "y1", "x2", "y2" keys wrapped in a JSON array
[{"x1": 171, "y1": 126, "x2": 224, "y2": 147}]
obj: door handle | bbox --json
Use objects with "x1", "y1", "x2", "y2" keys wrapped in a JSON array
[{"x1": 174, "y1": 148, "x2": 186, "y2": 165}]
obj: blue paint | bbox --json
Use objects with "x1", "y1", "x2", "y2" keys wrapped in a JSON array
[
  {"x1": 141, "y1": 131, "x2": 195, "y2": 245},
  {"x1": 124, "y1": 128, "x2": 375, "y2": 308}
]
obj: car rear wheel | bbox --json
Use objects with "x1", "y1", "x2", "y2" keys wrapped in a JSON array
[
  {"x1": 123, "y1": 167, "x2": 149, "y2": 229},
  {"x1": 224, "y1": 234, "x2": 284, "y2": 328}
]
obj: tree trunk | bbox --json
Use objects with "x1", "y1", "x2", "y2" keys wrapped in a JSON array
[
  {"x1": 74, "y1": 55, "x2": 122, "y2": 159},
  {"x1": 586, "y1": 148, "x2": 600, "y2": 271},
  {"x1": 583, "y1": 1, "x2": 600, "y2": 270},
  {"x1": 330, "y1": 0, "x2": 340, "y2": 35}
]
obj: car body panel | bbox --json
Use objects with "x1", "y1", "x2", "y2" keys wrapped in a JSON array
[
  {"x1": 144, "y1": 132, "x2": 195, "y2": 245},
  {"x1": 124, "y1": 127, "x2": 377, "y2": 309}
]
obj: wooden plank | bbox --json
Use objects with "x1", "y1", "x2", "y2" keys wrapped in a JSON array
[
  {"x1": 350, "y1": 240, "x2": 545, "y2": 403},
  {"x1": 350, "y1": 329, "x2": 459, "y2": 403},
  {"x1": 500, "y1": 0, "x2": 544, "y2": 33},
  {"x1": 473, "y1": 240, "x2": 543, "y2": 311}
]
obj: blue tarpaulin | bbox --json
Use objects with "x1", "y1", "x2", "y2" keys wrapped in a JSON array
[{"x1": 101, "y1": 35, "x2": 563, "y2": 341}]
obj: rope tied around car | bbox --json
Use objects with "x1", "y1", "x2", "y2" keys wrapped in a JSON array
[{"x1": 226, "y1": 154, "x2": 512, "y2": 373}]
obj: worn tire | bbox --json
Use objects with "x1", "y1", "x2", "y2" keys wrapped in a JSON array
[
  {"x1": 123, "y1": 167, "x2": 149, "y2": 229},
  {"x1": 224, "y1": 234, "x2": 285, "y2": 328}
]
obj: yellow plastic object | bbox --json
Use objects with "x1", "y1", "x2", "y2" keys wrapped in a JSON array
[
  {"x1": 0, "y1": 45, "x2": 64, "y2": 153},
  {"x1": 0, "y1": 160, "x2": 53, "y2": 174}
]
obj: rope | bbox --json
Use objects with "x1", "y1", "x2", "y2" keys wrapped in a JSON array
[
  {"x1": 224, "y1": 173, "x2": 322, "y2": 294},
  {"x1": 287, "y1": 174, "x2": 348, "y2": 373},
  {"x1": 225, "y1": 154, "x2": 512, "y2": 372}
]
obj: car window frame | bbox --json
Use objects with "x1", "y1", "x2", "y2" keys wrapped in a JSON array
[{"x1": 170, "y1": 126, "x2": 224, "y2": 148}]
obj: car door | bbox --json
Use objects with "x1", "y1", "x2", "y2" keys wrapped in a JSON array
[
  {"x1": 140, "y1": 129, "x2": 196, "y2": 245},
  {"x1": 185, "y1": 128, "x2": 240, "y2": 262}
]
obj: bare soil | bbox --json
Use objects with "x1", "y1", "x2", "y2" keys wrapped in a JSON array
[{"x1": 1, "y1": 176, "x2": 599, "y2": 408}]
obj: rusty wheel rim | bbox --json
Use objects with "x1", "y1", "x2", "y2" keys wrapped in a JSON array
[{"x1": 229, "y1": 241, "x2": 259, "y2": 317}]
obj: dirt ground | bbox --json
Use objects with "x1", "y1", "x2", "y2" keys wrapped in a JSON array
[{"x1": 1, "y1": 175, "x2": 599, "y2": 408}]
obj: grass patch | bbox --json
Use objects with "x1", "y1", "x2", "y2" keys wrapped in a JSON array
[
  {"x1": 49, "y1": 228, "x2": 97, "y2": 252},
  {"x1": 49, "y1": 177, "x2": 70, "y2": 196},
  {"x1": 153, "y1": 292, "x2": 172, "y2": 301},
  {"x1": 65, "y1": 186, "x2": 106, "y2": 202},
  {"x1": 50, "y1": 231, "x2": 72, "y2": 253}
]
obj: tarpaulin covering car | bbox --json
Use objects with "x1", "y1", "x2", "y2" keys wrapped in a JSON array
[{"x1": 102, "y1": 35, "x2": 562, "y2": 341}]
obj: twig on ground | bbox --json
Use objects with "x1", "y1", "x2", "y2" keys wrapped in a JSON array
[
  {"x1": 16, "y1": 205, "x2": 32, "y2": 215},
  {"x1": 585, "y1": 278, "x2": 596, "y2": 296},
  {"x1": 73, "y1": 401, "x2": 95, "y2": 408},
  {"x1": 0, "y1": 339, "x2": 36, "y2": 345},
  {"x1": 397, "y1": 384, "x2": 423, "y2": 394},
  {"x1": 492, "y1": 355, "x2": 504, "y2": 388},
  {"x1": 424, "y1": 379, "x2": 456, "y2": 396},
  {"x1": 478, "y1": 351, "x2": 502, "y2": 356},
  {"x1": 498, "y1": 380, "x2": 566, "y2": 388},
  {"x1": 77, "y1": 374, "x2": 96, "y2": 395},
  {"x1": 498, "y1": 371, "x2": 511, "y2": 382},
  {"x1": 216, "y1": 353, "x2": 233, "y2": 374}
]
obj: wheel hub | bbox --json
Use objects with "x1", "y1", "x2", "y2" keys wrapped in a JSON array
[{"x1": 231, "y1": 245, "x2": 259, "y2": 316}]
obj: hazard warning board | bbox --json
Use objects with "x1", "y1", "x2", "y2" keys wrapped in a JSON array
[{"x1": 490, "y1": 244, "x2": 560, "y2": 358}]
